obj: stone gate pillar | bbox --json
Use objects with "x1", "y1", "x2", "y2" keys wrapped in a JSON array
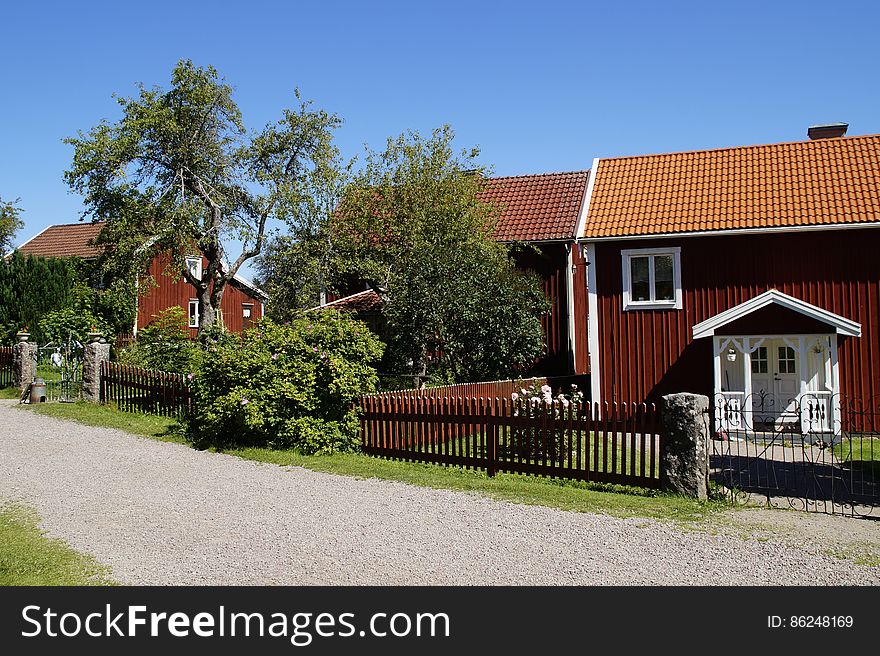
[
  {"x1": 13, "y1": 332, "x2": 37, "y2": 394},
  {"x1": 82, "y1": 332, "x2": 111, "y2": 403},
  {"x1": 661, "y1": 393, "x2": 710, "y2": 499}
]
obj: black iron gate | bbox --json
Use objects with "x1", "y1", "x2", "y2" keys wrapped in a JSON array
[
  {"x1": 711, "y1": 393, "x2": 878, "y2": 518},
  {"x1": 34, "y1": 337, "x2": 84, "y2": 401}
]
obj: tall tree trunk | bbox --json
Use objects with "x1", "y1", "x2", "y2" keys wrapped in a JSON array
[
  {"x1": 412, "y1": 345, "x2": 428, "y2": 390},
  {"x1": 197, "y1": 285, "x2": 216, "y2": 333},
  {"x1": 198, "y1": 277, "x2": 227, "y2": 334}
]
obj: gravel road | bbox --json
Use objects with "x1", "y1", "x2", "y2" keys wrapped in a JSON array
[{"x1": 1, "y1": 400, "x2": 878, "y2": 585}]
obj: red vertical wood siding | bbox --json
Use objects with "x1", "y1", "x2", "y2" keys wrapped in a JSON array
[
  {"x1": 137, "y1": 254, "x2": 265, "y2": 335},
  {"x1": 512, "y1": 243, "x2": 572, "y2": 376},
  {"x1": 593, "y1": 229, "x2": 880, "y2": 408}
]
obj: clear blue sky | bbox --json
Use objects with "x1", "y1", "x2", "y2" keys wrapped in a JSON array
[{"x1": 2, "y1": 0, "x2": 878, "y2": 272}]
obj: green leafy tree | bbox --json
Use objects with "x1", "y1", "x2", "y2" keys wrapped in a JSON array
[
  {"x1": 0, "y1": 196, "x2": 24, "y2": 253},
  {"x1": 64, "y1": 59, "x2": 342, "y2": 333},
  {"x1": 332, "y1": 125, "x2": 548, "y2": 384},
  {"x1": 0, "y1": 253, "x2": 78, "y2": 342},
  {"x1": 0, "y1": 253, "x2": 134, "y2": 344}
]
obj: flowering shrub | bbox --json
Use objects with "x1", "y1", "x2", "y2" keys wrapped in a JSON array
[
  {"x1": 186, "y1": 312, "x2": 384, "y2": 454},
  {"x1": 117, "y1": 306, "x2": 201, "y2": 374},
  {"x1": 504, "y1": 382, "x2": 585, "y2": 460}
]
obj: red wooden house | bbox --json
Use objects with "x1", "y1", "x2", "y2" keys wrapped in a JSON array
[
  {"x1": 16, "y1": 222, "x2": 267, "y2": 336},
  {"x1": 320, "y1": 171, "x2": 593, "y2": 379},
  {"x1": 576, "y1": 125, "x2": 880, "y2": 432}
]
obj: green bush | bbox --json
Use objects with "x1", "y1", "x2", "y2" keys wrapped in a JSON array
[
  {"x1": 186, "y1": 312, "x2": 384, "y2": 454},
  {"x1": 117, "y1": 307, "x2": 201, "y2": 374},
  {"x1": 38, "y1": 306, "x2": 112, "y2": 344},
  {"x1": 0, "y1": 252, "x2": 136, "y2": 344}
]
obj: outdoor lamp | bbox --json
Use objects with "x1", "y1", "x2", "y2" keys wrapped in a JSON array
[{"x1": 726, "y1": 348, "x2": 737, "y2": 362}]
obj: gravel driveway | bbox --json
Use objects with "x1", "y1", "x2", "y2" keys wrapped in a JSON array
[{"x1": 1, "y1": 400, "x2": 878, "y2": 585}]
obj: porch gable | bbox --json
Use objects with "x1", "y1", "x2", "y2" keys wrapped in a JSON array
[{"x1": 692, "y1": 289, "x2": 861, "y2": 339}]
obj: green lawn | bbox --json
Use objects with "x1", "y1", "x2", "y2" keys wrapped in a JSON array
[
  {"x1": 19, "y1": 401, "x2": 724, "y2": 523},
  {"x1": 834, "y1": 436, "x2": 880, "y2": 478},
  {"x1": 0, "y1": 503, "x2": 114, "y2": 586},
  {"x1": 26, "y1": 400, "x2": 186, "y2": 443},
  {"x1": 0, "y1": 386, "x2": 22, "y2": 400},
  {"x1": 397, "y1": 428, "x2": 661, "y2": 479}
]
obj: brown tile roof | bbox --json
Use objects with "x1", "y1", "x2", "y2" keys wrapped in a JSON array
[
  {"x1": 17, "y1": 222, "x2": 105, "y2": 258},
  {"x1": 583, "y1": 134, "x2": 880, "y2": 238},
  {"x1": 311, "y1": 289, "x2": 383, "y2": 313},
  {"x1": 481, "y1": 171, "x2": 589, "y2": 242}
]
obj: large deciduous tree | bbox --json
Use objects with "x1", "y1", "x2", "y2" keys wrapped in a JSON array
[
  {"x1": 64, "y1": 59, "x2": 341, "y2": 333},
  {"x1": 332, "y1": 126, "x2": 548, "y2": 384},
  {"x1": 0, "y1": 196, "x2": 24, "y2": 253}
]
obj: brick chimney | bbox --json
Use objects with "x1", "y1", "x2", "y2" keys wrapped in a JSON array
[{"x1": 808, "y1": 123, "x2": 848, "y2": 140}]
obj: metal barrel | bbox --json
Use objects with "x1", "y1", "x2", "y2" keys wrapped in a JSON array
[{"x1": 29, "y1": 377, "x2": 47, "y2": 404}]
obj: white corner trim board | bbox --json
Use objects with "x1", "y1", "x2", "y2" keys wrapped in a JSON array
[
  {"x1": 586, "y1": 242, "x2": 601, "y2": 406},
  {"x1": 574, "y1": 159, "x2": 600, "y2": 240}
]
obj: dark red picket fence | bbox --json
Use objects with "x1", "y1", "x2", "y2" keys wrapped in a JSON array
[
  {"x1": 359, "y1": 395, "x2": 663, "y2": 489},
  {"x1": 0, "y1": 346, "x2": 12, "y2": 388},
  {"x1": 371, "y1": 377, "x2": 547, "y2": 401},
  {"x1": 100, "y1": 361, "x2": 192, "y2": 419}
]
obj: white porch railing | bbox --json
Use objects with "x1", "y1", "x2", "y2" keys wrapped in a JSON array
[
  {"x1": 715, "y1": 392, "x2": 745, "y2": 433},
  {"x1": 800, "y1": 391, "x2": 833, "y2": 433}
]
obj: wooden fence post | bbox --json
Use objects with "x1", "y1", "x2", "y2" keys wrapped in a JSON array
[{"x1": 487, "y1": 397, "x2": 498, "y2": 477}]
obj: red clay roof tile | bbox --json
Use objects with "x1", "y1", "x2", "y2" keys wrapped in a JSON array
[
  {"x1": 312, "y1": 289, "x2": 383, "y2": 313},
  {"x1": 17, "y1": 222, "x2": 105, "y2": 258},
  {"x1": 481, "y1": 171, "x2": 589, "y2": 242},
  {"x1": 583, "y1": 134, "x2": 880, "y2": 238}
]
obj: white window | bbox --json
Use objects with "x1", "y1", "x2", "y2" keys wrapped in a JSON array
[
  {"x1": 752, "y1": 346, "x2": 768, "y2": 374},
  {"x1": 186, "y1": 256, "x2": 202, "y2": 282},
  {"x1": 621, "y1": 247, "x2": 682, "y2": 310},
  {"x1": 188, "y1": 299, "x2": 199, "y2": 328}
]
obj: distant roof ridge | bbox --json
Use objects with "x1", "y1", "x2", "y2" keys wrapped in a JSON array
[
  {"x1": 488, "y1": 169, "x2": 590, "y2": 181},
  {"x1": 598, "y1": 132, "x2": 880, "y2": 164}
]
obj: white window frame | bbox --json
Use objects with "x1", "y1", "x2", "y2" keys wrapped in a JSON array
[
  {"x1": 185, "y1": 256, "x2": 203, "y2": 282},
  {"x1": 188, "y1": 299, "x2": 199, "y2": 328},
  {"x1": 621, "y1": 246, "x2": 682, "y2": 310}
]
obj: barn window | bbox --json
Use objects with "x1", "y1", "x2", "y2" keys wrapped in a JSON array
[
  {"x1": 242, "y1": 304, "x2": 254, "y2": 329},
  {"x1": 188, "y1": 299, "x2": 199, "y2": 328},
  {"x1": 185, "y1": 256, "x2": 202, "y2": 282},
  {"x1": 621, "y1": 247, "x2": 682, "y2": 310}
]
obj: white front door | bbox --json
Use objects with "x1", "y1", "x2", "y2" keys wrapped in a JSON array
[{"x1": 750, "y1": 340, "x2": 800, "y2": 423}]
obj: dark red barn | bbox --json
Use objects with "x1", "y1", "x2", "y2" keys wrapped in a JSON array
[{"x1": 16, "y1": 222, "x2": 267, "y2": 337}]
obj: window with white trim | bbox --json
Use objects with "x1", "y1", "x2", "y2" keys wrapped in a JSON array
[
  {"x1": 185, "y1": 256, "x2": 202, "y2": 282},
  {"x1": 188, "y1": 299, "x2": 199, "y2": 328},
  {"x1": 621, "y1": 247, "x2": 682, "y2": 310}
]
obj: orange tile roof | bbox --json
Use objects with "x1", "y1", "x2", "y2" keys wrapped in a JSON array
[
  {"x1": 17, "y1": 222, "x2": 105, "y2": 258},
  {"x1": 481, "y1": 171, "x2": 589, "y2": 242},
  {"x1": 583, "y1": 134, "x2": 880, "y2": 238}
]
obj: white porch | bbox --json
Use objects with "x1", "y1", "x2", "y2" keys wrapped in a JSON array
[{"x1": 692, "y1": 290, "x2": 862, "y2": 435}]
